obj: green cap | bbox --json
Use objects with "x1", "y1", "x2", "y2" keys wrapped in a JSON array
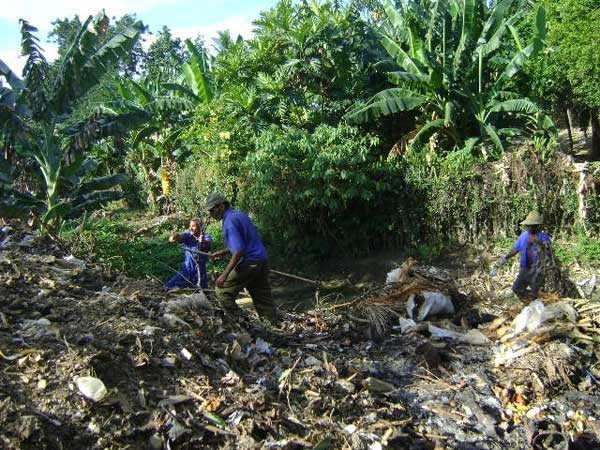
[
  {"x1": 204, "y1": 192, "x2": 227, "y2": 211},
  {"x1": 521, "y1": 210, "x2": 543, "y2": 226}
]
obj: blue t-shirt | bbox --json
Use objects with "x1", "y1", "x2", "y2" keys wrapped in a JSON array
[
  {"x1": 222, "y1": 208, "x2": 267, "y2": 262},
  {"x1": 512, "y1": 230, "x2": 551, "y2": 268}
]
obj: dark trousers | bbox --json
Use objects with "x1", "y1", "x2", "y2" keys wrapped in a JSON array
[
  {"x1": 215, "y1": 260, "x2": 277, "y2": 323},
  {"x1": 512, "y1": 266, "x2": 544, "y2": 300}
]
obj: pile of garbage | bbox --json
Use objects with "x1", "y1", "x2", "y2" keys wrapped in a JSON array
[{"x1": 1, "y1": 225, "x2": 599, "y2": 449}]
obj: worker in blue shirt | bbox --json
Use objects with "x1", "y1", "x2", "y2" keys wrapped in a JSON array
[
  {"x1": 165, "y1": 218, "x2": 211, "y2": 289},
  {"x1": 492, "y1": 210, "x2": 552, "y2": 300},
  {"x1": 204, "y1": 193, "x2": 278, "y2": 325}
]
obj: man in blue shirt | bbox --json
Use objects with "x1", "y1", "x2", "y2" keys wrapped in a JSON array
[
  {"x1": 205, "y1": 193, "x2": 278, "y2": 324},
  {"x1": 492, "y1": 210, "x2": 552, "y2": 300},
  {"x1": 165, "y1": 218, "x2": 212, "y2": 289}
]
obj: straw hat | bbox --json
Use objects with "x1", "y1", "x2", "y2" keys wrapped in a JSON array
[{"x1": 521, "y1": 210, "x2": 543, "y2": 226}]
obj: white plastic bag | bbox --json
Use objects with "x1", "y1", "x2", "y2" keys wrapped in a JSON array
[
  {"x1": 428, "y1": 324, "x2": 490, "y2": 345},
  {"x1": 513, "y1": 300, "x2": 578, "y2": 334},
  {"x1": 397, "y1": 318, "x2": 417, "y2": 334},
  {"x1": 406, "y1": 291, "x2": 455, "y2": 321},
  {"x1": 385, "y1": 268, "x2": 402, "y2": 285},
  {"x1": 164, "y1": 292, "x2": 211, "y2": 314},
  {"x1": 513, "y1": 301, "x2": 545, "y2": 334}
]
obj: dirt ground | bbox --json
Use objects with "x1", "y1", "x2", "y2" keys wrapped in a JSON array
[{"x1": 1, "y1": 225, "x2": 600, "y2": 449}]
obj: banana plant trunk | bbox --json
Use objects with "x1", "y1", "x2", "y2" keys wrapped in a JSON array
[
  {"x1": 565, "y1": 108, "x2": 574, "y2": 152},
  {"x1": 138, "y1": 158, "x2": 157, "y2": 210},
  {"x1": 592, "y1": 111, "x2": 600, "y2": 160}
]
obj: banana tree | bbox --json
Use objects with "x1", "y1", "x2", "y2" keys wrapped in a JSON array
[
  {"x1": 109, "y1": 40, "x2": 213, "y2": 210},
  {"x1": 0, "y1": 13, "x2": 145, "y2": 232},
  {"x1": 346, "y1": 0, "x2": 551, "y2": 158}
]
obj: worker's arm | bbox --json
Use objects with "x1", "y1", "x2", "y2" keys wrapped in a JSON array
[
  {"x1": 216, "y1": 250, "x2": 244, "y2": 288},
  {"x1": 210, "y1": 248, "x2": 230, "y2": 259},
  {"x1": 169, "y1": 232, "x2": 182, "y2": 243},
  {"x1": 502, "y1": 249, "x2": 518, "y2": 261}
]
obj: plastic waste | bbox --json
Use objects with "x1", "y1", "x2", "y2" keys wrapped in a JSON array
[
  {"x1": 362, "y1": 377, "x2": 395, "y2": 393},
  {"x1": 385, "y1": 267, "x2": 402, "y2": 285},
  {"x1": 397, "y1": 318, "x2": 417, "y2": 334},
  {"x1": 513, "y1": 300, "x2": 579, "y2": 334},
  {"x1": 406, "y1": 291, "x2": 455, "y2": 321},
  {"x1": 428, "y1": 324, "x2": 463, "y2": 340},
  {"x1": 63, "y1": 255, "x2": 86, "y2": 269},
  {"x1": 255, "y1": 337, "x2": 274, "y2": 355},
  {"x1": 489, "y1": 267, "x2": 498, "y2": 277},
  {"x1": 161, "y1": 313, "x2": 191, "y2": 329},
  {"x1": 514, "y1": 301, "x2": 545, "y2": 334},
  {"x1": 462, "y1": 329, "x2": 491, "y2": 345},
  {"x1": 22, "y1": 318, "x2": 51, "y2": 329},
  {"x1": 428, "y1": 324, "x2": 490, "y2": 345},
  {"x1": 76, "y1": 376, "x2": 108, "y2": 402}
]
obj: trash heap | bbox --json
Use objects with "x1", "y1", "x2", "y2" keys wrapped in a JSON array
[{"x1": 1, "y1": 225, "x2": 599, "y2": 450}]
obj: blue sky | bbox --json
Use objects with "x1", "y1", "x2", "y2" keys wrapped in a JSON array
[{"x1": 0, "y1": 0, "x2": 279, "y2": 74}]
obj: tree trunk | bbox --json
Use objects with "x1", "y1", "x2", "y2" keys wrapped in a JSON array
[
  {"x1": 565, "y1": 108, "x2": 574, "y2": 152},
  {"x1": 592, "y1": 111, "x2": 600, "y2": 160}
]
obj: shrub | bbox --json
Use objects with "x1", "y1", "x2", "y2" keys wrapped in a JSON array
[{"x1": 240, "y1": 124, "x2": 414, "y2": 260}]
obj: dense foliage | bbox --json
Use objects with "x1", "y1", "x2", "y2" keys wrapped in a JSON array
[
  {"x1": 524, "y1": 0, "x2": 600, "y2": 157},
  {"x1": 1, "y1": 0, "x2": 599, "y2": 269},
  {"x1": 347, "y1": 0, "x2": 550, "y2": 157}
]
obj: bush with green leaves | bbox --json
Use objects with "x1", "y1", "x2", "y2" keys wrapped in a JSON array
[{"x1": 240, "y1": 124, "x2": 417, "y2": 259}]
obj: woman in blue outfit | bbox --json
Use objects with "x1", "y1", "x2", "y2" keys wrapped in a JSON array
[{"x1": 165, "y1": 218, "x2": 211, "y2": 289}]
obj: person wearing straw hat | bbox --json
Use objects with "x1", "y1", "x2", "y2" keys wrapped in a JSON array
[
  {"x1": 491, "y1": 210, "x2": 552, "y2": 300},
  {"x1": 204, "y1": 193, "x2": 279, "y2": 325}
]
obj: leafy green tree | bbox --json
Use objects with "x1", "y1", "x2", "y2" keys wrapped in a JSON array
[
  {"x1": 143, "y1": 26, "x2": 187, "y2": 85},
  {"x1": 346, "y1": 0, "x2": 549, "y2": 158},
  {"x1": 48, "y1": 16, "x2": 83, "y2": 58},
  {"x1": 49, "y1": 13, "x2": 146, "y2": 75},
  {"x1": 527, "y1": 0, "x2": 600, "y2": 158},
  {"x1": 209, "y1": 0, "x2": 383, "y2": 129},
  {"x1": 0, "y1": 13, "x2": 145, "y2": 231}
]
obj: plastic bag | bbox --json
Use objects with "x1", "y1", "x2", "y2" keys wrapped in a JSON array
[
  {"x1": 385, "y1": 267, "x2": 402, "y2": 285},
  {"x1": 513, "y1": 300, "x2": 578, "y2": 334},
  {"x1": 513, "y1": 301, "x2": 545, "y2": 334},
  {"x1": 406, "y1": 291, "x2": 455, "y2": 321},
  {"x1": 428, "y1": 324, "x2": 490, "y2": 345},
  {"x1": 397, "y1": 318, "x2": 417, "y2": 334}
]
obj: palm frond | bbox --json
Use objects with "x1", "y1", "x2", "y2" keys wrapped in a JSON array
[{"x1": 345, "y1": 88, "x2": 426, "y2": 123}]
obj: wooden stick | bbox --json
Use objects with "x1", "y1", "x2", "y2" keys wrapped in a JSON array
[{"x1": 269, "y1": 269, "x2": 320, "y2": 286}]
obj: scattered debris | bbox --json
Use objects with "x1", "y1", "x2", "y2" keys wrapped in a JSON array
[{"x1": 0, "y1": 224, "x2": 598, "y2": 449}]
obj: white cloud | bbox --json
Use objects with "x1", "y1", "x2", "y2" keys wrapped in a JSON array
[
  {"x1": 170, "y1": 15, "x2": 256, "y2": 50},
  {"x1": 1, "y1": 50, "x2": 25, "y2": 76},
  {"x1": 0, "y1": 45, "x2": 59, "y2": 76}
]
